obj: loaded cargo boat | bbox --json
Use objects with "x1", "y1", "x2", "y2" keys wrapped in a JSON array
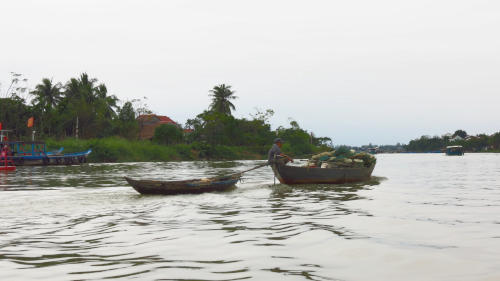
[
  {"x1": 0, "y1": 140, "x2": 91, "y2": 166},
  {"x1": 271, "y1": 161, "x2": 375, "y2": 184},
  {"x1": 271, "y1": 148, "x2": 376, "y2": 185}
]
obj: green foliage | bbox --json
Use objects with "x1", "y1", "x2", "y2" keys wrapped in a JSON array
[
  {"x1": 2, "y1": 77, "x2": 333, "y2": 161},
  {"x1": 186, "y1": 107, "x2": 327, "y2": 157},
  {"x1": 209, "y1": 84, "x2": 237, "y2": 115},
  {"x1": 0, "y1": 73, "x2": 140, "y2": 140},
  {"x1": 45, "y1": 137, "x2": 263, "y2": 162},
  {"x1": 276, "y1": 121, "x2": 315, "y2": 156},
  {"x1": 352, "y1": 152, "x2": 377, "y2": 167},
  {"x1": 406, "y1": 135, "x2": 447, "y2": 152},
  {"x1": 406, "y1": 130, "x2": 500, "y2": 152},
  {"x1": 116, "y1": 101, "x2": 139, "y2": 139},
  {"x1": 453, "y1": 129, "x2": 467, "y2": 138},
  {"x1": 186, "y1": 111, "x2": 239, "y2": 146},
  {"x1": 333, "y1": 146, "x2": 353, "y2": 158},
  {"x1": 153, "y1": 124, "x2": 184, "y2": 145},
  {"x1": 0, "y1": 95, "x2": 32, "y2": 139},
  {"x1": 30, "y1": 78, "x2": 62, "y2": 136}
]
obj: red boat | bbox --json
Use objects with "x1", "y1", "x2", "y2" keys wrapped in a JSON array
[{"x1": 0, "y1": 147, "x2": 15, "y2": 172}]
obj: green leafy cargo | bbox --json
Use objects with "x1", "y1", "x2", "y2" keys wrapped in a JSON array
[{"x1": 306, "y1": 150, "x2": 376, "y2": 168}]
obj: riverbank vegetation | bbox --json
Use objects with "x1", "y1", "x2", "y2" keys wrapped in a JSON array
[
  {"x1": 406, "y1": 130, "x2": 500, "y2": 152},
  {"x1": 44, "y1": 137, "x2": 268, "y2": 162},
  {"x1": 1, "y1": 73, "x2": 332, "y2": 162}
]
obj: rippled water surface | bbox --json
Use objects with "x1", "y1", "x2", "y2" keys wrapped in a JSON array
[{"x1": 1, "y1": 154, "x2": 500, "y2": 281}]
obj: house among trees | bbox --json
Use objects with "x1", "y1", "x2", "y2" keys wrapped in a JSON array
[
  {"x1": 137, "y1": 114, "x2": 179, "y2": 140},
  {"x1": 450, "y1": 135, "x2": 464, "y2": 142}
]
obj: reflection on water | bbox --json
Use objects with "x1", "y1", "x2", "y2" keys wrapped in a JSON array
[{"x1": 1, "y1": 154, "x2": 500, "y2": 281}]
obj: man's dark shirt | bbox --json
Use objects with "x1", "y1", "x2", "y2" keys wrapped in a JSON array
[{"x1": 268, "y1": 143, "x2": 282, "y2": 164}]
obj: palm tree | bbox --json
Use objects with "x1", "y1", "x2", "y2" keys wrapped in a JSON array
[
  {"x1": 30, "y1": 78, "x2": 62, "y2": 135},
  {"x1": 78, "y1": 73, "x2": 98, "y2": 104},
  {"x1": 64, "y1": 78, "x2": 81, "y2": 100},
  {"x1": 31, "y1": 78, "x2": 62, "y2": 110},
  {"x1": 95, "y1": 84, "x2": 118, "y2": 118},
  {"x1": 209, "y1": 84, "x2": 237, "y2": 115}
]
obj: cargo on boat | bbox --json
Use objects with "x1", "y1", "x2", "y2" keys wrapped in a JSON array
[{"x1": 124, "y1": 174, "x2": 241, "y2": 195}]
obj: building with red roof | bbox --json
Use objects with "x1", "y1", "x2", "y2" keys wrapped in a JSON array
[{"x1": 137, "y1": 114, "x2": 179, "y2": 140}]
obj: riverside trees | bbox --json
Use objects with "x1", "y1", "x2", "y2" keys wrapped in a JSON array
[
  {"x1": 1, "y1": 73, "x2": 138, "y2": 140},
  {"x1": 2, "y1": 75, "x2": 331, "y2": 157},
  {"x1": 406, "y1": 130, "x2": 500, "y2": 152},
  {"x1": 184, "y1": 84, "x2": 330, "y2": 156}
]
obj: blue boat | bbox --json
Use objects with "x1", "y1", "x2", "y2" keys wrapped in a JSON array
[
  {"x1": 0, "y1": 140, "x2": 92, "y2": 166},
  {"x1": 445, "y1": 145, "x2": 464, "y2": 156}
]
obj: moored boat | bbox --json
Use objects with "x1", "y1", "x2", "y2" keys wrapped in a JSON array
[
  {"x1": 0, "y1": 147, "x2": 16, "y2": 171},
  {"x1": 124, "y1": 174, "x2": 241, "y2": 195},
  {"x1": 0, "y1": 140, "x2": 92, "y2": 166},
  {"x1": 271, "y1": 162, "x2": 375, "y2": 185}
]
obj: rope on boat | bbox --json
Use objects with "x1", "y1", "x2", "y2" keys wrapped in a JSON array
[{"x1": 212, "y1": 163, "x2": 269, "y2": 182}]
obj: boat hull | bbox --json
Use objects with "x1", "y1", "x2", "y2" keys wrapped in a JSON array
[
  {"x1": 271, "y1": 163, "x2": 375, "y2": 185},
  {"x1": 0, "y1": 166, "x2": 16, "y2": 171},
  {"x1": 7, "y1": 149, "x2": 92, "y2": 166},
  {"x1": 446, "y1": 152, "x2": 464, "y2": 156},
  {"x1": 125, "y1": 176, "x2": 240, "y2": 195}
]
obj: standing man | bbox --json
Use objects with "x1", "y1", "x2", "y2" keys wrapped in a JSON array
[{"x1": 268, "y1": 138, "x2": 293, "y2": 165}]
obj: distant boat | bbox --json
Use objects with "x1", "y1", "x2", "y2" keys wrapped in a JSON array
[
  {"x1": 0, "y1": 140, "x2": 91, "y2": 166},
  {"x1": 445, "y1": 145, "x2": 464, "y2": 156},
  {"x1": 367, "y1": 148, "x2": 378, "y2": 154}
]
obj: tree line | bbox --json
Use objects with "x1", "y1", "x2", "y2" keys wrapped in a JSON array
[
  {"x1": 153, "y1": 83, "x2": 332, "y2": 156},
  {"x1": 405, "y1": 130, "x2": 500, "y2": 152},
  {"x1": 1, "y1": 74, "x2": 332, "y2": 157},
  {"x1": 0, "y1": 72, "x2": 139, "y2": 140}
]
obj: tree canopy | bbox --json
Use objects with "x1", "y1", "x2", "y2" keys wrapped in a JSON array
[
  {"x1": 1, "y1": 76, "x2": 333, "y2": 157},
  {"x1": 406, "y1": 130, "x2": 500, "y2": 152},
  {"x1": 1, "y1": 73, "x2": 141, "y2": 140},
  {"x1": 209, "y1": 84, "x2": 237, "y2": 115}
]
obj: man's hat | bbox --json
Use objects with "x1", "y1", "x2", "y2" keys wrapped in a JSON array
[{"x1": 274, "y1": 138, "x2": 283, "y2": 143}]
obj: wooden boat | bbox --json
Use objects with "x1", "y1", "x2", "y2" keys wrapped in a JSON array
[
  {"x1": 445, "y1": 145, "x2": 464, "y2": 156},
  {"x1": 0, "y1": 141, "x2": 91, "y2": 166},
  {"x1": 124, "y1": 174, "x2": 241, "y2": 195},
  {"x1": 271, "y1": 162, "x2": 375, "y2": 185}
]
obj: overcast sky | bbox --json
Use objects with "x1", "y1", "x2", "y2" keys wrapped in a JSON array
[{"x1": 1, "y1": 0, "x2": 499, "y2": 145}]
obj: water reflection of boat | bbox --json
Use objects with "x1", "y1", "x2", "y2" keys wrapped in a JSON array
[
  {"x1": 0, "y1": 141, "x2": 91, "y2": 166},
  {"x1": 124, "y1": 175, "x2": 240, "y2": 195},
  {"x1": 445, "y1": 145, "x2": 464, "y2": 156},
  {"x1": 271, "y1": 162, "x2": 375, "y2": 185}
]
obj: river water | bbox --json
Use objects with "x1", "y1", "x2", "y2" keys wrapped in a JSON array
[{"x1": 0, "y1": 154, "x2": 499, "y2": 281}]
